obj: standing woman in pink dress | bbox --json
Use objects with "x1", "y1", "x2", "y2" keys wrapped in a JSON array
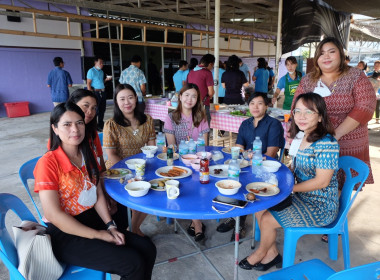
[{"x1": 293, "y1": 37, "x2": 376, "y2": 188}]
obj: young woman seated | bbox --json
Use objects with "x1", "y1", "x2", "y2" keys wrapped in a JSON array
[
  {"x1": 103, "y1": 84, "x2": 156, "y2": 236},
  {"x1": 163, "y1": 83, "x2": 210, "y2": 242},
  {"x1": 239, "y1": 92, "x2": 340, "y2": 272},
  {"x1": 34, "y1": 102, "x2": 156, "y2": 280},
  {"x1": 216, "y1": 92, "x2": 285, "y2": 239}
]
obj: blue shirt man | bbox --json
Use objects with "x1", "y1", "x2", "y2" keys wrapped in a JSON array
[
  {"x1": 47, "y1": 57, "x2": 72, "y2": 106},
  {"x1": 119, "y1": 55, "x2": 147, "y2": 102},
  {"x1": 173, "y1": 60, "x2": 188, "y2": 92}
]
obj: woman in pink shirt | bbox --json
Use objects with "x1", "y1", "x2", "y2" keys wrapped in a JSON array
[{"x1": 164, "y1": 83, "x2": 209, "y2": 242}]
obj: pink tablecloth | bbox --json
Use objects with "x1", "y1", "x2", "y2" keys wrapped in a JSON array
[
  {"x1": 144, "y1": 103, "x2": 170, "y2": 122},
  {"x1": 210, "y1": 110, "x2": 288, "y2": 138}
]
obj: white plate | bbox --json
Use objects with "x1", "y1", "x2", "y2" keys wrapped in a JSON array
[
  {"x1": 157, "y1": 153, "x2": 180, "y2": 161},
  {"x1": 224, "y1": 159, "x2": 250, "y2": 168},
  {"x1": 216, "y1": 109, "x2": 230, "y2": 114},
  {"x1": 209, "y1": 165, "x2": 229, "y2": 178},
  {"x1": 221, "y1": 147, "x2": 231, "y2": 154},
  {"x1": 103, "y1": 168, "x2": 132, "y2": 179},
  {"x1": 155, "y1": 166, "x2": 192, "y2": 179},
  {"x1": 245, "y1": 182, "x2": 280, "y2": 196},
  {"x1": 149, "y1": 178, "x2": 170, "y2": 191}
]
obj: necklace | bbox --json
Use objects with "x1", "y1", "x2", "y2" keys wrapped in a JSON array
[{"x1": 132, "y1": 129, "x2": 139, "y2": 136}]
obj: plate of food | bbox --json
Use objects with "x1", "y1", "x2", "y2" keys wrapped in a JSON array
[
  {"x1": 209, "y1": 165, "x2": 229, "y2": 178},
  {"x1": 157, "y1": 153, "x2": 180, "y2": 161},
  {"x1": 103, "y1": 168, "x2": 132, "y2": 179},
  {"x1": 224, "y1": 159, "x2": 250, "y2": 168},
  {"x1": 245, "y1": 182, "x2": 280, "y2": 197},
  {"x1": 221, "y1": 147, "x2": 231, "y2": 154},
  {"x1": 155, "y1": 166, "x2": 192, "y2": 179},
  {"x1": 149, "y1": 178, "x2": 170, "y2": 191}
]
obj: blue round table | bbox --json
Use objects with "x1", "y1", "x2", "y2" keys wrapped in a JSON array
[
  {"x1": 105, "y1": 146, "x2": 294, "y2": 280},
  {"x1": 105, "y1": 146, "x2": 294, "y2": 220}
]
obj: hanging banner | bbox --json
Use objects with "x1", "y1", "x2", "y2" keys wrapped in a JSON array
[{"x1": 282, "y1": 0, "x2": 351, "y2": 53}]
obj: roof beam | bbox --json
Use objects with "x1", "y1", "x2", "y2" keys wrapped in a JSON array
[{"x1": 33, "y1": 0, "x2": 276, "y2": 35}]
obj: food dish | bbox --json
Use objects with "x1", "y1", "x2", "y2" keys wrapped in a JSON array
[
  {"x1": 155, "y1": 166, "x2": 192, "y2": 179},
  {"x1": 209, "y1": 165, "x2": 229, "y2": 178},
  {"x1": 215, "y1": 180, "x2": 242, "y2": 195},
  {"x1": 157, "y1": 153, "x2": 180, "y2": 161},
  {"x1": 262, "y1": 160, "x2": 282, "y2": 173},
  {"x1": 221, "y1": 147, "x2": 231, "y2": 154},
  {"x1": 149, "y1": 178, "x2": 170, "y2": 191},
  {"x1": 124, "y1": 181, "x2": 151, "y2": 197},
  {"x1": 224, "y1": 159, "x2": 250, "y2": 168},
  {"x1": 125, "y1": 159, "x2": 145, "y2": 170},
  {"x1": 104, "y1": 168, "x2": 132, "y2": 179},
  {"x1": 141, "y1": 145, "x2": 158, "y2": 158},
  {"x1": 181, "y1": 154, "x2": 198, "y2": 165},
  {"x1": 245, "y1": 182, "x2": 280, "y2": 196}
]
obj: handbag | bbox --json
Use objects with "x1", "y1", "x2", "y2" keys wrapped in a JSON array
[
  {"x1": 269, "y1": 194, "x2": 293, "y2": 211},
  {"x1": 12, "y1": 220, "x2": 65, "y2": 280}
]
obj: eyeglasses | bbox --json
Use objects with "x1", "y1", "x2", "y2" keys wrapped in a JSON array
[{"x1": 292, "y1": 109, "x2": 317, "y2": 117}]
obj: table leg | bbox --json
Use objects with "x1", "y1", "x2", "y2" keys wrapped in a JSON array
[
  {"x1": 251, "y1": 214, "x2": 256, "y2": 249},
  {"x1": 127, "y1": 207, "x2": 132, "y2": 232},
  {"x1": 234, "y1": 216, "x2": 240, "y2": 280},
  {"x1": 229, "y1": 131, "x2": 233, "y2": 146}
]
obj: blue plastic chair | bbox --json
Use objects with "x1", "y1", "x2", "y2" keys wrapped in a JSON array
[
  {"x1": 258, "y1": 258, "x2": 380, "y2": 280},
  {"x1": 282, "y1": 156, "x2": 370, "y2": 268},
  {"x1": 0, "y1": 193, "x2": 111, "y2": 280},
  {"x1": 98, "y1": 132, "x2": 103, "y2": 146},
  {"x1": 18, "y1": 156, "x2": 43, "y2": 223}
]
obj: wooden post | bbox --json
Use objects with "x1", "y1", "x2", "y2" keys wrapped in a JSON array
[
  {"x1": 143, "y1": 26, "x2": 146, "y2": 42},
  {"x1": 227, "y1": 35, "x2": 231, "y2": 49},
  {"x1": 164, "y1": 28, "x2": 168, "y2": 44},
  {"x1": 96, "y1": 20, "x2": 99, "y2": 39},
  {"x1": 199, "y1": 32, "x2": 203, "y2": 47},
  {"x1": 120, "y1": 23, "x2": 123, "y2": 40},
  {"x1": 67, "y1": 17, "x2": 71, "y2": 36},
  {"x1": 183, "y1": 31, "x2": 186, "y2": 46},
  {"x1": 32, "y1": 12, "x2": 37, "y2": 33}
]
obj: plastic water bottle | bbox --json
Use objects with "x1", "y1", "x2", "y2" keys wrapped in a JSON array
[
  {"x1": 252, "y1": 136, "x2": 263, "y2": 175},
  {"x1": 228, "y1": 159, "x2": 240, "y2": 181},
  {"x1": 156, "y1": 132, "x2": 165, "y2": 152},
  {"x1": 179, "y1": 140, "x2": 189, "y2": 158},
  {"x1": 188, "y1": 138, "x2": 196, "y2": 154},
  {"x1": 197, "y1": 133, "x2": 205, "y2": 153}
]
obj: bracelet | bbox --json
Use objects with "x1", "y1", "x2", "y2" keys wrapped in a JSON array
[{"x1": 105, "y1": 220, "x2": 117, "y2": 230}]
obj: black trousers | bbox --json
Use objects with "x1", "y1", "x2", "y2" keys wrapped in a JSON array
[
  {"x1": 47, "y1": 208, "x2": 156, "y2": 280},
  {"x1": 94, "y1": 91, "x2": 107, "y2": 128}
]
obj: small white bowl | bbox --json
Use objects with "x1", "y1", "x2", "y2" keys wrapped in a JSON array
[
  {"x1": 165, "y1": 179, "x2": 180, "y2": 188},
  {"x1": 196, "y1": 152, "x2": 212, "y2": 159},
  {"x1": 262, "y1": 160, "x2": 282, "y2": 173},
  {"x1": 191, "y1": 158, "x2": 201, "y2": 171},
  {"x1": 125, "y1": 158, "x2": 145, "y2": 170},
  {"x1": 124, "y1": 181, "x2": 151, "y2": 197},
  {"x1": 141, "y1": 146, "x2": 158, "y2": 158},
  {"x1": 181, "y1": 154, "x2": 198, "y2": 165},
  {"x1": 215, "y1": 180, "x2": 242, "y2": 195}
]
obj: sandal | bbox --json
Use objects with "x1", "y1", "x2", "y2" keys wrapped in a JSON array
[
  {"x1": 187, "y1": 223, "x2": 195, "y2": 237},
  {"x1": 194, "y1": 223, "x2": 206, "y2": 242},
  {"x1": 321, "y1": 234, "x2": 328, "y2": 243}
]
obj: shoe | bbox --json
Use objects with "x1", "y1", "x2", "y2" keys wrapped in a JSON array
[
  {"x1": 253, "y1": 254, "x2": 282, "y2": 271},
  {"x1": 187, "y1": 223, "x2": 205, "y2": 237},
  {"x1": 238, "y1": 257, "x2": 260, "y2": 270},
  {"x1": 194, "y1": 224, "x2": 206, "y2": 242},
  {"x1": 321, "y1": 234, "x2": 328, "y2": 243},
  {"x1": 216, "y1": 218, "x2": 235, "y2": 233},
  {"x1": 230, "y1": 225, "x2": 246, "y2": 242}
]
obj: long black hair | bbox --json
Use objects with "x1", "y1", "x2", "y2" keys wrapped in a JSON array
[
  {"x1": 68, "y1": 89, "x2": 98, "y2": 140},
  {"x1": 226, "y1": 55, "x2": 240, "y2": 71},
  {"x1": 113, "y1": 84, "x2": 147, "y2": 127},
  {"x1": 50, "y1": 102, "x2": 99, "y2": 184}
]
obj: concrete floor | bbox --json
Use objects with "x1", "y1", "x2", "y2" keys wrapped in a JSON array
[{"x1": 1, "y1": 103, "x2": 379, "y2": 280}]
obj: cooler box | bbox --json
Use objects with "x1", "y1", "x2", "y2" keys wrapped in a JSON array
[{"x1": 4, "y1": 102, "x2": 30, "y2": 118}]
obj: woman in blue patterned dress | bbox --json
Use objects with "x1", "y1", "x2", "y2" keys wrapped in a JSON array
[{"x1": 239, "y1": 92, "x2": 340, "y2": 272}]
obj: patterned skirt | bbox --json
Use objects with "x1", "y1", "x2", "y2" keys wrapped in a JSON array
[{"x1": 270, "y1": 195, "x2": 337, "y2": 228}]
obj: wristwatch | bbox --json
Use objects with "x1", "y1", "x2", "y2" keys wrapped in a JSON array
[{"x1": 106, "y1": 220, "x2": 117, "y2": 231}]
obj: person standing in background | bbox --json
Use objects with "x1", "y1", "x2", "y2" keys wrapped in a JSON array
[
  {"x1": 212, "y1": 61, "x2": 226, "y2": 104},
  {"x1": 187, "y1": 54, "x2": 215, "y2": 126},
  {"x1": 173, "y1": 60, "x2": 188, "y2": 92},
  {"x1": 252, "y1": 57, "x2": 270, "y2": 93},
  {"x1": 188, "y1": 58, "x2": 199, "y2": 72},
  {"x1": 119, "y1": 55, "x2": 147, "y2": 112},
  {"x1": 239, "y1": 58, "x2": 251, "y2": 84},
  {"x1": 47, "y1": 57, "x2": 73, "y2": 107},
  {"x1": 86, "y1": 57, "x2": 111, "y2": 132}
]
